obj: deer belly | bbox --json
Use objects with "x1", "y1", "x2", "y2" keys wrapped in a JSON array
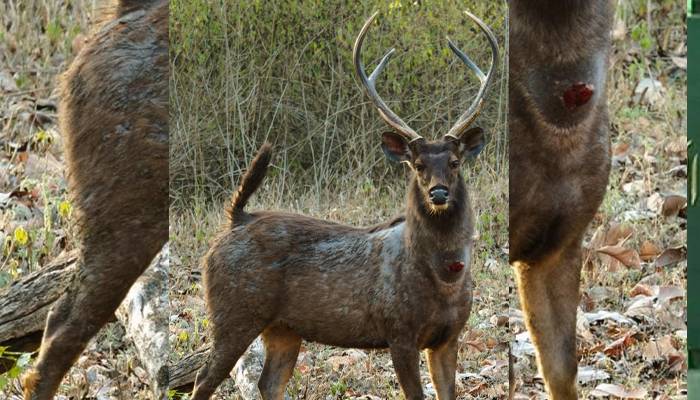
[{"x1": 279, "y1": 293, "x2": 389, "y2": 349}]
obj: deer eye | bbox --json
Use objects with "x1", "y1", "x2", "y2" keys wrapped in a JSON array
[
  {"x1": 450, "y1": 160, "x2": 460, "y2": 169},
  {"x1": 414, "y1": 164, "x2": 425, "y2": 173}
]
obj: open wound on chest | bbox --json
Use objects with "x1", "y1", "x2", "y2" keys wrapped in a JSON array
[
  {"x1": 562, "y1": 82, "x2": 594, "y2": 110},
  {"x1": 448, "y1": 261, "x2": 465, "y2": 272}
]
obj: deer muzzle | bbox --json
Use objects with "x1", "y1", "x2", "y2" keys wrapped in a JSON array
[{"x1": 429, "y1": 185, "x2": 449, "y2": 206}]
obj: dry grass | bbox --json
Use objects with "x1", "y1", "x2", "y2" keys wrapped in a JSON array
[{"x1": 510, "y1": 1, "x2": 688, "y2": 399}]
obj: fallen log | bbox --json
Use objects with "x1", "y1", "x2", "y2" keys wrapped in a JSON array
[
  {"x1": 0, "y1": 250, "x2": 78, "y2": 354},
  {"x1": 168, "y1": 346, "x2": 208, "y2": 394}
]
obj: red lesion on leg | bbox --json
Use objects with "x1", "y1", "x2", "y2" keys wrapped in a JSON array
[{"x1": 562, "y1": 82, "x2": 594, "y2": 110}]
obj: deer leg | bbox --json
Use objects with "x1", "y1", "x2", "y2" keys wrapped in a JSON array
[
  {"x1": 258, "y1": 326, "x2": 302, "y2": 400},
  {"x1": 426, "y1": 337, "x2": 458, "y2": 400},
  {"x1": 23, "y1": 233, "x2": 165, "y2": 400},
  {"x1": 192, "y1": 326, "x2": 262, "y2": 400},
  {"x1": 389, "y1": 341, "x2": 424, "y2": 400},
  {"x1": 513, "y1": 247, "x2": 581, "y2": 400}
]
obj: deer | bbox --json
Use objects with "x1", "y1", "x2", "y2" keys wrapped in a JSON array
[
  {"x1": 508, "y1": 0, "x2": 612, "y2": 398},
  {"x1": 21, "y1": 1, "x2": 168, "y2": 398},
  {"x1": 190, "y1": 11, "x2": 498, "y2": 400}
]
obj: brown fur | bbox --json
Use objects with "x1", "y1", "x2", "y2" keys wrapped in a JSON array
[
  {"x1": 191, "y1": 131, "x2": 485, "y2": 399},
  {"x1": 509, "y1": 1, "x2": 612, "y2": 398},
  {"x1": 21, "y1": 2, "x2": 168, "y2": 398}
]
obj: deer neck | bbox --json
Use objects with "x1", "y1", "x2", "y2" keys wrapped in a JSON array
[
  {"x1": 510, "y1": 0, "x2": 611, "y2": 149},
  {"x1": 511, "y1": 0, "x2": 611, "y2": 64},
  {"x1": 402, "y1": 177, "x2": 473, "y2": 283}
]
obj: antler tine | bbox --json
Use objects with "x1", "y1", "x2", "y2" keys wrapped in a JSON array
[
  {"x1": 445, "y1": 11, "x2": 499, "y2": 140},
  {"x1": 353, "y1": 11, "x2": 423, "y2": 143}
]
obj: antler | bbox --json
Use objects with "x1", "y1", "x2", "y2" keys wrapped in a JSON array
[
  {"x1": 353, "y1": 12, "x2": 423, "y2": 144},
  {"x1": 444, "y1": 11, "x2": 498, "y2": 141}
]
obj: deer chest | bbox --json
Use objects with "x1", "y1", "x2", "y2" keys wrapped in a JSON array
[{"x1": 516, "y1": 51, "x2": 607, "y2": 128}]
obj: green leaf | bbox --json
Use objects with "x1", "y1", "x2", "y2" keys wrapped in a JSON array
[
  {"x1": 7, "y1": 365, "x2": 21, "y2": 379},
  {"x1": 16, "y1": 352, "x2": 31, "y2": 368}
]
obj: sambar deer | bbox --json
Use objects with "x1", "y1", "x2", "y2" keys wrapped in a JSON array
[
  {"x1": 509, "y1": 0, "x2": 612, "y2": 398},
  {"x1": 191, "y1": 11, "x2": 498, "y2": 400},
  {"x1": 21, "y1": 1, "x2": 168, "y2": 398}
]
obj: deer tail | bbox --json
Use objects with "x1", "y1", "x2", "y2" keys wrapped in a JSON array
[{"x1": 227, "y1": 142, "x2": 272, "y2": 225}]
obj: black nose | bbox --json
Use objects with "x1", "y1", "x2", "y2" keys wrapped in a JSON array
[{"x1": 429, "y1": 186, "x2": 449, "y2": 205}]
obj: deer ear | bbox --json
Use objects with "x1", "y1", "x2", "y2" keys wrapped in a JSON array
[
  {"x1": 456, "y1": 127, "x2": 485, "y2": 158},
  {"x1": 381, "y1": 131, "x2": 412, "y2": 162}
]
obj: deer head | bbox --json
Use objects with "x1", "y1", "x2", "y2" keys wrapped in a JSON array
[{"x1": 354, "y1": 11, "x2": 498, "y2": 215}]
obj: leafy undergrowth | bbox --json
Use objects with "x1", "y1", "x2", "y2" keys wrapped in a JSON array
[
  {"x1": 169, "y1": 148, "x2": 509, "y2": 400},
  {"x1": 0, "y1": 1, "x2": 154, "y2": 398},
  {"x1": 511, "y1": 1, "x2": 687, "y2": 399}
]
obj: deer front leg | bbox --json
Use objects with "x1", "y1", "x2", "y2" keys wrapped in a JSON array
[
  {"x1": 389, "y1": 342, "x2": 424, "y2": 400},
  {"x1": 426, "y1": 336, "x2": 458, "y2": 400},
  {"x1": 513, "y1": 246, "x2": 581, "y2": 400}
]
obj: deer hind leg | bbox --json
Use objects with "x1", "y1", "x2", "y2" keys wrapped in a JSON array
[
  {"x1": 513, "y1": 247, "x2": 581, "y2": 400},
  {"x1": 22, "y1": 9, "x2": 168, "y2": 396},
  {"x1": 23, "y1": 229, "x2": 166, "y2": 400},
  {"x1": 191, "y1": 324, "x2": 263, "y2": 400},
  {"x1": 22, "y1": 125, "x2": 167, "y2": 399},
  {"x1": 426, "y1": 337, "x2": 458, "y2": 400},
  {"x1": 258, "y1": 326, "x2": 302, "y2": 400}
]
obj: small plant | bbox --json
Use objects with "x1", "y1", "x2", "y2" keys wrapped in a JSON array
[
  {"x1": 45, "y1": 19, "x2": 63, "y2": 45},
  {"x1": 330, "y1": 379, "x2": 348, "y2": 397},
  {"x1": 0, "y1": 348, "x2": 33, "y2": 390},
  {"x1": 631, "y1": 22, "x2": 653, "y2": 53}
]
